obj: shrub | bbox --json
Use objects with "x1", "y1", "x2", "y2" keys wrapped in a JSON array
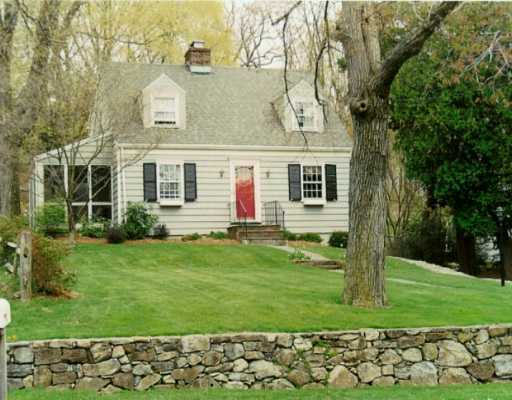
[
  {"x1": 32, "y1": 234, "x2": 74, "y2": 296},
  {"x1": 35, "y1": 202, "x2": 67, "y2": 237},
  {"x1": 182, "y1": 232, "x2": 201, "y2": 242},
  {"x1": 289, "y1": 249, "x2": 311, "y2": 262},
  {"x1": 208, "y1": 231, "x2": 227, "y2": 240},
  {"x1": 79, "y1": 217, "x2": 108, "y2": 238},
  {"x1": 329, "y1": 231, "x2": 349, "y2": 248},
  {"x1": 123, "y1": 203, "x2": 158, "y2": 240},
  {"x1": 0, "y1": 216, "x2": 26, "y2": 263},
  {"x1": 153, "y1": 224, "x2": 169, "y2": 239},
  {"x1": 106, "y1": 226, "x2": 126, "y2": 244},
  {"x1": 387, "y1": 208, "x2": 456, "y2": 266},
  {"x1": 297, "y1": 232, "x2": 322, "y2": 243},
  {"x1": 282, "y1": 229, "x2": 298, "y2": 241}
]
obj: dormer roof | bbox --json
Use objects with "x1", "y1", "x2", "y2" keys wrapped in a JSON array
[{"x1": 95, "y1": 63, "x2": 352, "y2": 148}]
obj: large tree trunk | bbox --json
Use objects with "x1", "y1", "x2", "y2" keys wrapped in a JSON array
[
  {"x1": 336, "y1": 2, "x2": 459, "y2": 307},
  {"x1": 0, "y1": 1, "x2": 18, "y2": 215},
  {"x1": 344, "y1": 96, "x2": 389, "y2": 306},
  {"x1": 455, "y1": 226, "x2": 477, "y2": 276}
]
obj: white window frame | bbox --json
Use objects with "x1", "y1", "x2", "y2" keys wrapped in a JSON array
[
  {"x1": 151, "y1": 95, "x2": 179, "y2": 128},
  {"x1": 291, "y1": 98, "x2": 318, "y2": 132},
  {"x1": 59, "y1": 164, "x2": 113, "y2": 221},
  {"x1": 157, "y1": 161, "x2": 185, "y2": 206},
  {"x1": 301, "y1": 164, "x2": 326, "y2": 205}
]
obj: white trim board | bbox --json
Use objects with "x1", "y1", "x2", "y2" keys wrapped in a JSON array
[{"x1": 117, "y1": 143, "x2": 352, "y2": 153}]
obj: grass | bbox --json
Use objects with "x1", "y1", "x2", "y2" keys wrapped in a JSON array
[
  {"x1": 4, "y1": 242, "x2": 512, "y2": 341},
  {"x1": 9, "y1": 384, "x2": 512, "y2": 400}
]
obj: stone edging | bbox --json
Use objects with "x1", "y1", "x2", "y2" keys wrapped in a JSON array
[{"x1": 7, "y1": 324, "x2": 512, "y2": 392}]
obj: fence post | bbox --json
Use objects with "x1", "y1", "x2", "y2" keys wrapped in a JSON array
[
  {"x1": 19, "y1": 231, "x2": 32, "y2": 302},
  {"x1": 0, "y1": 299, "x2": 11, "y2": 400}
]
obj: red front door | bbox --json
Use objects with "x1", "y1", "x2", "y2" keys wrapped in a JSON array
[{"x1": 235, "y1": 166, "x2": 256, "y2": 220}]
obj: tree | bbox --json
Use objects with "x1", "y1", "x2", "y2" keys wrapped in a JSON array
[
  {"x1": 30, "y1": 68, "x2": 158, "y2": 241},
  {"x1": 0, "y1": 0, "x2": 83, "y2": 216},
  {"x1": 334, "y1": 2, "x2": 459, "y2": 306},
  {"x1": 391, "y1": 4, "x2": 512, "y2": 276}
]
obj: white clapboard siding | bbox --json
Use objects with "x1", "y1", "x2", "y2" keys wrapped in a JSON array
[{"x1": 120, "y1": 147, "x2": 350, "y2": 235}]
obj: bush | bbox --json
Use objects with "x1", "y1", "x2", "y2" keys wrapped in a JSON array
[
  {"x1": 208, "y1": 231, "x2": 227, "y2": 240},
  {"x1": 329, "y1": 231, "x2": 349, "y2": 248},
  {"x1": 387, "y1": 208, "x2": 456, "y2": 266},
  {"x1": 123, "y1": 203, "x2": 158, "y2": 240},
  {"x1": 289, "y1": 249, "x2": 310, "y2": 262},
  {"x1": 79, "y1": 217, "x2": 108, "y2": 238},
  {"x1": 35, "y1": 202, "x2": 67, "y2": 237},
  {"x1": 0, "y1": 216, "x2": 27, "y2": 265},
  {"x1": 297, "y1": 232, "x2": 322, "y2": 243},
  {"x1": 32, "y1": 234, "x2": 74, "y2": 296},
  {"x1": 182, "y1": 232, "x2": 201, "y2": 242},
  {"x1": 153, "y1": 224, "x2": 169, "y2": 239},
  {"x1": 282, "y1": 229, "x2": 298, "y2": 241},
  {"x1": 106, "y1": 226, "x2": 126, "y2": 244}
]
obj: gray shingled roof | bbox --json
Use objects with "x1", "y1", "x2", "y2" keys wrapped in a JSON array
[{"x1": 98, "y1": 63, "x2": 352, "y2": 148}]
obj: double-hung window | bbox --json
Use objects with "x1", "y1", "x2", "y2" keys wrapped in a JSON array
[
  {"x1": 295, "y1": 101, "x2": 315, "y2": 131},
  {"x1": 153, "y1": 97, "x2": 176, "y2": 126},
  {"x1": 302, "y1": 165, "x2": 324, "y2": 203},
  {"x1": 159, "y1": 163, "x2": 182, "y2": 204}
]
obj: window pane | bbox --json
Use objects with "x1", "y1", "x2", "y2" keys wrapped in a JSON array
[
  {"x1": 92, "y1": 205, "x2": 112, "y2": 220},
  {"x1": 68, "y1": 166, "x2": 88, "y2": 202},
  {"x1": 44, "y1": 165, "x2": 64, "y2": 202},
  {"x1": 295, "y1": 102, "x2": 315, "y2": 129},
  {"x1": 91, "y1": 166, "x2": 111, "y2": 202},
  {"x1": 159, "y1": 164, "x2": 181, "y2": 200},
  {"x1": 303, "y1": 165, "x2": 323, "y2": 199},
  {"x1": 153, "y1": 97, "x2": 176, "y2": 125}
]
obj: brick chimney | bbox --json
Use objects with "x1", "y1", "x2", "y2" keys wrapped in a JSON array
[{"x1": 185, "y1": 40, "x2": 211, "y2": 74}]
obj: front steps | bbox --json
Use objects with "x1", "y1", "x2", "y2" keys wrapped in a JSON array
[{"x1": 228, "y1": 224, "x2": 285, "y2": 245}]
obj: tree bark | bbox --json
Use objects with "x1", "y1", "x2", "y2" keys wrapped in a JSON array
[
  {"x1": 455, "y1": 226, "x2": 477, "y2": 276},
  {"x1": 0, "y1": 1, "x2": 18, "y2": 215},
  {"x1": 337, "y1": 2, "x2": 459, "y2": 307}
]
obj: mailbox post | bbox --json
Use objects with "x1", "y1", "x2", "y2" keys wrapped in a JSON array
[{"x1": 0, "y1": 299, "x2": 11, "y2": 400}]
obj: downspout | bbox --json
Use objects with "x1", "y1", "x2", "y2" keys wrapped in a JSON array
[
  {"x1": 116, "y1": 145, "x2": 122, "y2": 225},
  {"x1": 121, "y1": 146, "x2": 127, "y2": 224}
]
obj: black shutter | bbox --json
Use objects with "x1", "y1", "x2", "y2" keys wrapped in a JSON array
[
  {"x1": 325, "y1": 164, "x2": 337, "y2": 201},
  {"x1": 288, "y1": 164, "x2": 302, "y2": 201},
  {"x1": 143, "y1": 163, "x2": 157, "y2": 202},
  {"x1": 184, "y1": 163, "x2": 197, "y2": 202}
]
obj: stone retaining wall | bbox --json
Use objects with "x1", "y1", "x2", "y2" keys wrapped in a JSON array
[{"x1": 7, "y1": 324, "x2": 512, "y2": 392}]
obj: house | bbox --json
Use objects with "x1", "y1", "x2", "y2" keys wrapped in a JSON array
[{"x1": 29, "y1": 41, "x2": 352, "y2": 241}]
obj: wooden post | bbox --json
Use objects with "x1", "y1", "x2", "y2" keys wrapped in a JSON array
[
  {"x1": 0, "y1": 328, "x2": 6, "y2": 400},
  {"x1": 18, "y1": 231, "x2": 32, "y2": 302},
  {"x1": 0, "y1": 299, "x2": 10, "y2": 400}
]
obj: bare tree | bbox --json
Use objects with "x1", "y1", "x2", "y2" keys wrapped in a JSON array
[
  {"x1": 227, "y1": 1, "x2": 283, "y2": 68},
  {"x1": 31, "y1": 70, "x2": 160, "y2": 241},
  {"x1": 0, "y1": 0, "x2": 83, "y2": 216}
]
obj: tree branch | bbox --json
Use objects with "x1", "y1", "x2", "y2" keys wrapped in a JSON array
[{"x1": 373, "y1": 1, "x2": 460, "y2": 95}]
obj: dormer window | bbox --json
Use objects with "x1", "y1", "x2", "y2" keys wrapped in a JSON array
[
  {"x1": 142, "y1": 74, "x2": 186, "y2": 129},
  {"x1": 295, "y1": 101, "x2": 315, "y2": 130},
  {"x1": 153, "y1": 96, "x2": 176, "y2": 126}
]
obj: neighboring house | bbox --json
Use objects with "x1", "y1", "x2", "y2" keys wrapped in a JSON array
[{"x1": 29, "y1": 41, "x2": 352, "y2": 239}]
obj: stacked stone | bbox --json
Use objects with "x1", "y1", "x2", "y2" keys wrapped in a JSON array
[{"x1": 6, "y1": 325, "x2": 512, "y2": 392}]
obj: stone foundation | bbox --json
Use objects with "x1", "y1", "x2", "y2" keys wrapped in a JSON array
[{"x1": 7, "y1": 324, "x2": 512, "y2": 392}]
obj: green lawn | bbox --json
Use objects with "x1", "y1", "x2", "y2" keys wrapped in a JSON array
[
  {"x1": 10, "y1": 384, "x2": 512, "y2": 400},
  {"x1": 4, "y1": 243, "x2": 512, "y2": 341}
]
